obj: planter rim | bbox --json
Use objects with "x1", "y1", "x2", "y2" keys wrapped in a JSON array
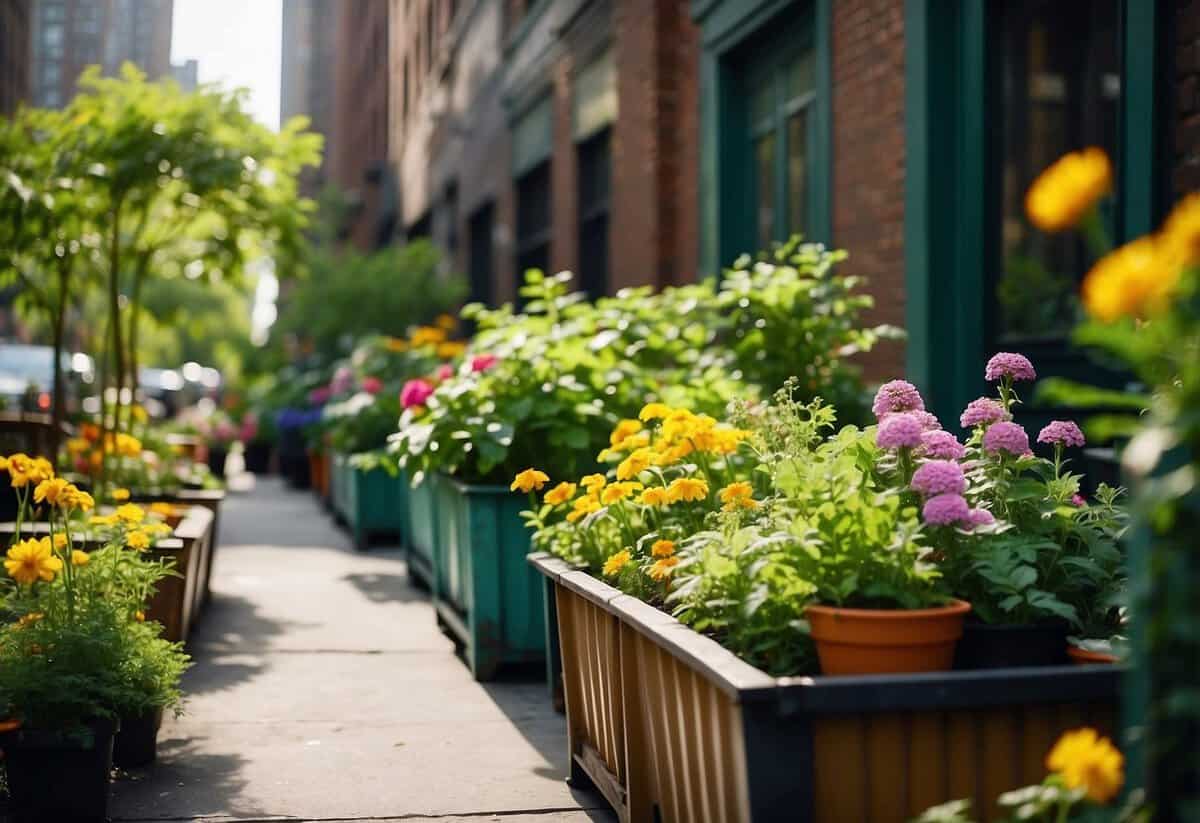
[
  {"x1": 532, "y1": 558, "x2": 1123, "y2": 712},
  {"x1": 805, "y1": 599, "x2": 971, "y2": 621},
  {"x1": 436, "y1": 472, "x2": 521, "y2": 496}
]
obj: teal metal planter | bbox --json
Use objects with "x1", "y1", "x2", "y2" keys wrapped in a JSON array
[
  {"x1": 330, "y1": 453, "x2": 350, "y2": 523},
  {"x1": 430, "y1": 473, "x2": 546, "y2": 680},
  {"x1": 341, "y1": 457, "x2": 405, "y2": 551},
  {"x1": 406, "y1": 474, "x2": 437, "y2": 590}
]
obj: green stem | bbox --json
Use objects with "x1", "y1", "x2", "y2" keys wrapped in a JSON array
[{"x1": 1079, "y1": 208, "x2": 1112, "y2": 260}]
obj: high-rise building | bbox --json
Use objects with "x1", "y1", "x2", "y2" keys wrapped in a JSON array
[
  {"x1": 0, "y1": 0, "x2": 32, "y2": 116},
  {"x1": 281, "y1": 0, "x2": 338, "y2": 195},
  {"x1": 30, "y1": 0, "x2": 174, "y2": 110},
  {"x1": 170, "y1": 58, "x2": 198, "y2": 92}
]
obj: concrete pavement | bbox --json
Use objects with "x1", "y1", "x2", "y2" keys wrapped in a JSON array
[{"x1": 111, "y1": 476, "x2": 612, "y2": 823}]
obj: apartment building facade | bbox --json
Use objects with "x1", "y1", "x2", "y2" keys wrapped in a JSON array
[
  {"x1": 282, "y1": 0, "x2": 340, "y2": 196},
  {"x1": 0, "y1": 0, "x2": 32, "y2": 116}
]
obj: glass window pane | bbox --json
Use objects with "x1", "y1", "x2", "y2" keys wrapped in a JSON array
[
  {"x1": 994, "y1": 0, "x2": 1119, "y2": 342},
  {"x1": 784, "y1": 49, "x2": 815, "y2": 104},
  {"x1": 787, "y1": 110, "x2": 808, "y2": 237},
  {"x1": 750, "y1": 81, "x2": 774, "y2": 133},
  {"x1": 755, "y1": 134, "x2": 776, "y2": 250}
]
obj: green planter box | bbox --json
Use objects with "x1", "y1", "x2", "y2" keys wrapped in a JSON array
[
  {"x1": 341, "y1": 457, "x2": 405, "y2": 551},
  {"x1": 406, "y1": 474, "x2": 437, "y2": 590},
  {"x1": 330, "y1": 453, "x2": 350, "y2": 522},
  {"x1": 430, "y1": 473, "x2": 546, "y2": 680}
]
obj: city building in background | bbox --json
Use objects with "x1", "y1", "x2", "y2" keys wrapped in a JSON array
[
  {"x1": 170, "y1": 56, "x2": 198, "y2": 92},
  {"x1": 281, "y1": 0, "x2": 339, "y2": 197},
  {"x1": 30, "y1": 0, "x2": 174, "y2": 109},
  {"x1": 0, "y1": 0, "x2": 32, "y2": 116}
]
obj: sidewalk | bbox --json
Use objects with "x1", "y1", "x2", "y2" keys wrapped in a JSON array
[{"x1": 110, "y1": 477, "x2": 612, "y2": 822}]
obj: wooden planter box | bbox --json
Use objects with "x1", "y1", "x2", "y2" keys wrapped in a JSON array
[
  {"x1": 331, "y1": 454, "x2": 405, "y2": 550},
  {"x1": 130, "y1": 488, "x2": 225, "y2": 616},
  {"x1": 530, "y1": 553, "x2": 1122, "y2": 823},
  {"x1": 431, "y1": 474, "x2": 545, "y2": 680},
  {"x1": 309, "y1": 449, "x2": 330, "y2": 502},
  {"x1": 406, "y1": 474, "x2": 437, "y2": 590}
]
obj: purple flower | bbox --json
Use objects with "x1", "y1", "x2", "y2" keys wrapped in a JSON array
[
  {"x1": 985, "y1": 352, "x2": 1037, "y2": 382},
  {"x1": 983, "y1": 421, "x2": 1031, "y2": 457},
  {"x1": 872, "y1": 380, "x2": 925, "y2": 419},
  {"x1": 966, "y1": 508, "x2": 995, "y2": 528},
  {"x1": 960, "y1": 397, "x2": 1010, "y2": 429},
  {"x1": 920, "y1": 430, "x2": 966, "y2": 460},
  {"x1": 923, "y1": 493, "x2": 971, "y2": 526},
  {"x1": 1037, "y1": 420, "x2": 1086, "y2": 449},
  {"x1": 1072, "y1": 494, "x2": 1087, "y2": 507},
  {"x1": 876, "y1": 413, "x2": 925, "y2": 450},
  {"x1": 911, "y1": 460, "x2": 967, "y2": 496}
]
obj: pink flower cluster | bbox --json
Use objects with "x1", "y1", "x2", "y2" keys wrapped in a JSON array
[
  {"x1": 920, "y1": 430, "x2": 965, "y2": 460},
  {"x1": 984, "y1": 352, "x2": 1037, "y2": 382},
  {"x1": 875, "y1": 412, "x2": 925, "y2": 449},
  {"x1": 922, "y1": 493, "x2": 970, "y2": 526},
  {"x1": 960, "y1": 397, "x2": 1010, "y2": 429},
  {"x1": 1037, "y1": 420, "x2": 1085, "y2": 448},
  {"x1": 983, "y1": 421, "x2": 1030, "y2": 457},
  {"x1": 911, "y1": 460, "x2": 966, "y2": 496},
  {"x1": 400, "y1": 379, "x2": 434, "y2": 409},
  {"x1": 872, "y1": 380, "x2": 925, "y2": 419}
]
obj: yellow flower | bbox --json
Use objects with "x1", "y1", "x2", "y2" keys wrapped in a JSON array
[
  {"x1": 1046, "y1": 728, "x2": 1124, "y2": 804},
  {"x1": 143, "y1": 522, "x2": 172, "y2": 535},
  {"x1": 601, "y1": 482, "x2": 642, "y2": 505},
  {"x1": 67, "y1": 437, "x2": 90, "y2": 454},
  {"x1": 609, "y1": 419, "x2": 643, "y2": 447},
  {"x1": 149, "y1": 502, "x2": 175, "y2": 517},
  {"x1": 602, "y1": 549, "x2": 632, "y2": 577},
  {"x1": 116, "y1": 433, "x2": 142, "y2": 457},
  {"x1": 5, "y1": 538, "x2": 62, "y2": 585},
  {"x1": 1162, "y1": 193, "x2": 1200, "y2": 266},
  {"x1": 53, "y1": 533, "x2": 67, "y2": 550},
  {"x1": 616, "y1": 448, "x2": 657, "y2": 481},
  {"x1": 719, "y1": 481, "x2": 758, "y2": 511},
  {"x1": 637, "y1": 487, "x2": 669, "y2": 507},
  {"x1": 27, "y1": 457, "x2": 53, "y2": 484},
  {"x1": 113, "y1": 488, "x2": 131, "y2": 502},
  {"x1": 639, "y1": 403, "x2": 673, "y2": 421},
  {"x1": 650, "y1": 539, "x2": 675, "y2": 558},
  {"x1": 134, "y1": 610, "x2": 146, "y2": 622},
  {"x1": 580, "y1": 474, "x2": 607, "y2": 492},
  {"x1": 63, "y1": 486, "x2": 94, "y2": 512},
  {"x1": 115, "y1": 503, "x2": 146, "y2": 525},
  {"x1": 566, "y1": 496, "x2": 601, "y2": 523},
  {"x1": 647, "y1": 555, "x2": 680, "y2": 581},
  {"x1": 71, "y1": 549, "x2": 89, "y2": 567},
  {"x1": 384, "y1": 336, "x2": 409, "y2": 352},
  {"x1": 17, "y1": 612, "x2": 43, "y2": 628},
  {"x1": 435, "y1": 313, "x2": 458, "y2": 331},
  {"x1": 1025, "y1": 147, "x2": 1112, "y2": 232},
  {"x1": 1082, "y1": 236, "x2": 1178, "y2": 323},
  {"x1": 89, "y1": 514, "x2": 117, "y2": 527},
  {"x1": 33, "y1": 477, "x2": 70, "y2": 506},
  {"x1": 436, "y1": 341, "x2": 467, "y2": 359},
  {"x1": 132, "y1": 404, "x2": 149, "y2": 423},
  {"x1": 709, "y1": 428, "x2": 751, "y2": 455},
  {"x1": 666, "y1": 477, "x2": 709, "y2": 503},
  {"x1": 511, "y1": 468, "x2": 550, "y2": 493},
  {"x1": 126, "y1": 530, "x2": 151, "y2": 551},
  {"x1": 0, "y1": 455, "x2": 7, "y2": 471},
  {"x1": 544, "y1": 482, "x2": 577, "y2": 506},
  {"x1": 410, "y1": 326, "x2": 448, "y2": 346},
  {"x1": 7, "y1": 453, "x2": 31, "y2": 487}
]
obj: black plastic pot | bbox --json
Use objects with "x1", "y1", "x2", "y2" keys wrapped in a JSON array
[
  {"x1": 0, "y1": 717, "x2": 118, "y2": 822},
  {"x1": 112, "y1": 707, "x2": 163, "y2": 768},
  {"x1": 207, "y1": 446, "x2": 229, "y2": 478},
  {"x1": 954, "y1": 621, "x2": 1069, "y2": 669},
  {"x1": 243, "y1": 441, "x2": 273, "y2": 474}
]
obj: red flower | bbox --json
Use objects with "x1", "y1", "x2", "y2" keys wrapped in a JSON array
[
  {"x1": 400, "y1": 379, "x2": 434, "y2": 409},
  {"x1": 470, "y1": 354, "x2": 498, "y2": 373},
  {"x1": 436, "y1": 364, "x2": 454, "y2": 381},
  {"x1": 362, "y1": 376, "x2": 383, "y2": 395}
]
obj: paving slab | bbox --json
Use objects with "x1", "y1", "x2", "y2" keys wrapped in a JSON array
[{"x1": 110, "y1": 477, "x2": 613, "y2": 823}]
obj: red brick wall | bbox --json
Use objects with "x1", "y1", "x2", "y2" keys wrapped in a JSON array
[
  {"x1": 831, "y1": 0, "x2": 906, "y2": 381},
  {"x1": 1174, "y1": 0, "x2": 1200, "y2": 199}
]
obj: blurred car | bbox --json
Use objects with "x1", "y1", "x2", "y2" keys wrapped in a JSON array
[{"x1": 0, "y1": 343, "x2": 94, "y2": 414}]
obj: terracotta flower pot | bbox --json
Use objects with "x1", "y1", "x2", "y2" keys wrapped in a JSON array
[
  {"x1": 806, "y1": 600, "x2": 972, "y2": 675},
  {"x1": 1068, "y1": 644, "x2": 1118, "y2": 665}
]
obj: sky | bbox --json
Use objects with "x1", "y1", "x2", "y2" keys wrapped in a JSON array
[{"x1": 170, "y1": 0, "x2": 283, "y2": 131}]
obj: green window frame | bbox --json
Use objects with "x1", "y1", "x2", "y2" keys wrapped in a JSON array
[{"x1": 692, "y1": 0, "x2": 832, "y2": 275}]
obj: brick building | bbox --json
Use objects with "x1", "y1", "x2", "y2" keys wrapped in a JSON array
[
  {"x1": 29, "y1": 0, "x2": 174, "y2": 110},
  {"x1": 0, "y1": 0, "x2": 32, "y2": 116}
]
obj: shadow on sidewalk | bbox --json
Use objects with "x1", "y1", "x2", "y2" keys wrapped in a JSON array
[
  {"x1": 341, "y1": 571, "x2": 432, "y2": 605},
  {"x1": 111, "y1": 736, "x2": 264, "y2": 821}
]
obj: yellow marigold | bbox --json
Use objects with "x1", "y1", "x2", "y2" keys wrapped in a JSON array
[
  {"x1": 602, "y1": 549, "x2": 632, "y2": 577},
  {"x1": 637, "y1": 487, "x2": 670, "y2": 507},
  {"x1": 134, "y1": 610, "x2": 145, "y2": 622},
  {"x1": 511, "y1": 468, "x2": 550, "y2": 493},
  {"x1": 616, "y1": 448, "x2": 656, "y2": 481},
  {"x1": 0, "y1": 455, "x2": 7, "y2": 471},
  {"x1": 116, "y1": 433, "x2": 142, "y2": 457},
  {"x1": 1082, "y1": 236, "x2": 1178, "y2": 323},
  {"x1": 435, "y1": 313, "x2": 458, "y2": 331},
  {"x1": 719, "y1": 481, "x2": 758, "y2": 512},
  {"x1": 613, "y1": 433, "x2": 650, "y2": 453},
  {"x1": 132, "y1": 404, "x2": 149, "y2": 423},
  {"x1": 33, "y1": 477, "x2": 70, "y2": 506},
  {"x1": 67, "y1": 437, "x2": 90, "y2": 455},
  {"x1": 709, "y1": 428, "x2": 750, "y2": 455},
  {"x1": 28, "y1": 457, "x2": 53, "y2": 484},
  {"x1": 639, "y1": 403, "x2": 673, "y2": 422},
  {"x1": 51, "y1": 533, "x2": 67, "y2": 551},
  {"x1": 650, "y1": 539, "x2": 675, "y2": 558},
  {"x1": 143, "y1": 522, "x2": 172, "y2": 535},
  {"x1": 115, "y1": 503, "x2": 146, "y2": 525},
  {"x1": 609, "y1": 419, "x2": 643, "y2": 447},
  {"x1": 601, "y1": 481, "x2": 642, "y2": 505},
  {"x1": 1046, "y1": 728, "x2": 1124, "y2": 804},
  {"x1": 666, "y1": 477, "x2": 709, "y2": 503},
  {"x1": 64, "y1": 487, "x2": 94, "y2": 513},
  {"x1": 7, "y1": 453, "x2": 31, "y2": 487},
  {"x1": 89, "y1": 514, "x2": 117, "y2": 527},
  {"x1": 410, "y1": 326, "x2": 448, "y2": 346},
  {"x1": 436, "y1": 341, "x2": 467, "y2": 359},
  {"x1": 71, "y1": 549, "x2": 89, "y2": 567},
  {"x1": 1162, "y1": 192, "x2": 1200, "y2": 266},
  {"x1": 543, "y1": 482, "x2": 577, "y2": 506},
  {"x1": 113, "y1": 488, "x2": 131, "y2": 502},
  {"x1": 5, "y1": 538, "x2": 62, "y2": 585},
  {"x1": 647, "y1": 555, "x2": 680, "y2": 581},
  {"x1": 580, "y1": 473, "x2": 607, "y2": 492},
  {"x1": 384, "y1": 336, "x2": 409, "y2": 352},
  {"x1": 126, "y1": 530, "x2": 151, "y2": 552},
  {"x1": 1025, "y1": 147, "x2": 1112, "y2": 232},
  {"x1": 149, "y1": 502, "x2": 175, "y2": 517},
  {"x1": 566, "y1": 497, "x2": 601, "y2": 523}
]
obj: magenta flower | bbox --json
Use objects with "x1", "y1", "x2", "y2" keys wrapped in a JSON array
[
  {"x1": 920, "y1": 430, "x2": 966, "y2": 460},
  {"x1": 361, "y1": 376, "x2": 383, "y2": 395},
  {"x1": 910, "y1": 410, "x2": 942, "y2": 431},
  {"x1": 983, "y1": 421, "x2": 1030, "y2": 456},
  {"x1": 872, "y1": 380, "x2": 925, "y2": 419},
  {"x1": 966, "y1": 508, "x2": 995, "y2": 528},
  {"x1": 400, "y1": 379, "x2": 434, "y2": 409},
  {"x1": 436, "y1": 364, "x2": 454, "y2": 382},
  {"x1": 985, "y1": 352, "x2": 1037, "y2": 382},
  {"x1": 331, "y1": 365, "x2": 355, "y2": 395},
  {"x1": 876, "y1": 412, "x2": 925, "y2": 450},
  {"x1": 1072, "y1": 494, "x2": 1087, "y2": 507},
  {"x1": 923, "y1": 493, "x2": 971, "y2": 526},
  {"x1": 470, "y1": 354, "x2": 498, "y2": 373},
  {"x1": 959, "y1": 397, "x2": 1010, "y2": 429},
  {"x1": 911, "y1": 460, "x2": 967, "y2": 496},
  {"x1": 309, "y1": 385, "x2": 332, "y2": 405},
  {"x1": 1037, "y1": 420, "x2": 1085, "y2": 449}
]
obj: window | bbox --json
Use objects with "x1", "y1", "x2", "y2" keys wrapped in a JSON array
[
  {"x1": 577, "y1": 130, "x2": 611, "y2": 299},
  {"x1": 42, "y1": 22, "x2": 64, "y2": 59},
  {"x1": 991, "y1": 0, "x2": 1120, "y2": 344},
  {"x1": 468, "y1": 202, "x2": 495, "y2": 307},
  {"x1": 744, "y1": 44, "x2": 815, "y2": 249},
  {"x1": 515, "y1": 161, "x2": 552, "y2": 293}
]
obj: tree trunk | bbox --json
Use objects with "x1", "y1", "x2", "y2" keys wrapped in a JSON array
[
  {"x1": 50, "y1": 257, "x2": 71, "y2": 458},
  {"x1": 127, "y1": 255, "x2": 149, "y2": 404}
]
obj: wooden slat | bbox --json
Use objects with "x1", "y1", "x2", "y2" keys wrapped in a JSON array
[
  {"x1": 867, "y1": 713, "x2": 909, "y2": 822},
  {"x1": 812, "y1": 716, "x2": 867, "y2": 821}
]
